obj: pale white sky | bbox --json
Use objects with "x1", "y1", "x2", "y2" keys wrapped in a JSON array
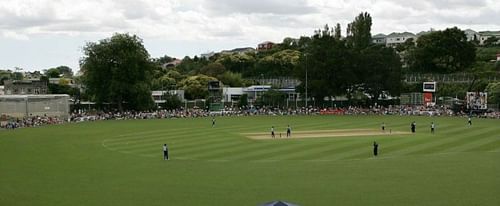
[{"x1": 1, "y1": 0, "x2": 499, "y2": 72}]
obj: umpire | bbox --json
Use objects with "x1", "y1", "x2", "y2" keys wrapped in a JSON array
[{"x1": 373, "y1": 141, "x2": 379, "y2": 156}]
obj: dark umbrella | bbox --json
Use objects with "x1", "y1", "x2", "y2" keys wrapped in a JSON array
[{"x1": 260, "y1": 200, "x2": 300, "y2": 206}]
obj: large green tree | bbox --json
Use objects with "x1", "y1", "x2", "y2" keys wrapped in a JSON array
[
  {"x1": 255, "y1": 49, "x2": 301, "y2": 77},
  {"x1": 407, "y1": 27, "x2": 476, "y2": 73},
  {"x1": 80, "y1": 33, "x2": 154, "y2": 111},
  {"x1": 295, "y1": 24, "x2": 354, "y2": 102},
  {"x1": 45, "y1": 68, "x2": 61, "y2": 78},
  {"x1": 215, "y1": 53, "x2": 256, "y2": 77},
  {"x1": 347, "y1": 12, "x2": 372, "y2": 50},
  {"x1": 179, "y1": 75, "x2": 217, "y2": 100},
  {"x1": 294, "y1": 12, "x2": 402, "y2": 105},
  {"x1": 358, "y1": 45, "x2": 402, "y2": 103},
  {"x1": 485, "y1": 82, "x2": 500, "y2": 104},
  {"x1": 0, "y1": 70, "x2": 13, "y2": 85}
]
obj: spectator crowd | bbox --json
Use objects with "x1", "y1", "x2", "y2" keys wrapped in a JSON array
[{"x1": 2, "y1": 105, "x2": 500, "y2": 130}]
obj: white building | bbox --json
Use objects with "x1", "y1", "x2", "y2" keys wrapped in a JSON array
[
  {"x1": 222, "y1": 85, "x2": 299, "y2": 106},
  {"x1": 385, "y1": 32, "x2": 416, "y2": 47},
  {"x1": 372, "y1": 33, "x2": 387, "y2": 45},
  {"x1": 478, "y1": 31, "x2": 500, "y2": 45},
  {"x1": 223, "y1": 87, "x2": 244, "y2": 103},
  {"x1": 243, "y1": 85, "x2": 272, "y2": 101},
  {"x1": 152, "y1": 90, "x2": 185, "y2": 105},
  {"x1": 464, "y1": 29, "x2": 479, "y2": 42}
]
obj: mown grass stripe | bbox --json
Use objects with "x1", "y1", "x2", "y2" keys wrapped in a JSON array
[
  {"x1": 177, "y1": 141, "x2": 272, "y2": 160},
  {"x1": 193, "y1": 139, "x2": 303, "y2": 160},
  {"x1": 120, "y1": 132, "x2": 238, "y2": 153},
  {"x1": 415, "y1": 128, "x2": 500, "y2": 154},
  {"x1": 262, "y1": 139, "x2": 356, "y2": 160},
  {"x1": 465, "y1": 138, "x2": 500, "y2": 152},
  {"x1": 376, "y1": 124, "x2": 479, "y2": 155},
  {"x1": 295, "y1": 137, "x2": 407, "y2": 160},
  {"x1": 135, "y1": 134, "x2": 243, "y2": 155},
  {"x1": 106, "y1": 123, "x2": 252, "y2": 150},
  {"x1": 394, "y1": 126, "x2": 499, "y2": 156},
  {"x1": 334, "y1": 124, "x2": 471, "y2": 160},
  {"x1": 445, "y1": 136, "x2": 500, "y2": 153},
  {"x1": 141, "y1": 139, "x2": 248, "y2": 159},
  {"x1": 225, "y1": 141, "x2": 331, "y2": 161},
  {"x1": 104, "y1": 124, "x2": 247, "y2": 145}
]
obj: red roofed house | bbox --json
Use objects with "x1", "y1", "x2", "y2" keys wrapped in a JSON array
[{"x1": 257, "y1": 41, "x2": 275, "y2": 51}]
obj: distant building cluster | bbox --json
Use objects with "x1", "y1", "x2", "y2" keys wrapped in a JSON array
[
  {"x1": 200, "y1": 41, "x2": 276, "y2": 58},
  {"x1": 3, "y1": 80, "x2": 48, "y2": 95},
  {"x1": 372, "y1": 29, "x2": 500, "y2": 47}
]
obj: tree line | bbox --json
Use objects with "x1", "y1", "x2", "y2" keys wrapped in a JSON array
[{"x1": 61, "y1": 12, "x2": 500, "y2": 110}]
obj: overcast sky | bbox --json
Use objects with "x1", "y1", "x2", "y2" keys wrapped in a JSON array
[{"x1": 1, "y1": 0, "x2": 499, "y2": 72}]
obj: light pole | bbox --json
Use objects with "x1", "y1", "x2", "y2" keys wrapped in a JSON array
[{"x1": 305, "y1": 54, "x2": 308, "y2": 109}]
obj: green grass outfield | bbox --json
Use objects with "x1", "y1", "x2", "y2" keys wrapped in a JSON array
[{"x1": 1, "y1": 115, "x2": 499, "y2": 205}]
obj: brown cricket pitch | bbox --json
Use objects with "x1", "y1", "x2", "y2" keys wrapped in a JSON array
[{"x1": 242, "y1": 129, "x2": 411, "y2": 140}]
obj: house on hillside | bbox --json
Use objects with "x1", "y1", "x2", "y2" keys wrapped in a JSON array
[
  {"x1": 162, "y1": 59, "x2": 182, "y2": 69},
  {"x1": 464, "y1": 29, "x2": 479, "y2": 42},
  {"x1": 257, "y1": 41, "x2": 275, "y2": 51},
  {"x1": 372, "y1": 34, "x2": 387, "y2": 45},
  {"x1": 24, "y1": 71, "x2": 43, "y2": 80},
  {"x1": 200, "y1": 52, "x2": 216, "y2": 59},
  {"x1": 4, "y1": 80, "x2": 48, "y2": 95},
  {"x1": 385, "y1": 32, "x2": 416, "y2": 47},
  {"x1": 478, "y1": 31, "x2": 500, "y2": 45},
  {"x1": 49, "y1": 78, "x2": 75, "y2": 87},
  {"x1": 152, "y1": 90, "x2": 185, "y2": 106},
  {"x1": 221, "y1": 47, "x2": 256, "y2": 55}
]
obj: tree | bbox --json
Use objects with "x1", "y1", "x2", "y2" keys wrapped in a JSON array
[
  {"x1": 55, "y1": 66, "x2": 73, "y2": 78},
  {"x1": 200, "y1": 62, "x2": 226, "y2": 77},
  {"x1": 218, "y1": 71, "x2": 245, "y2": 87},
  {"x1": 0, "y1": 70, "x2": 13, "y2": 85},
  {"x1": 484, "y1": 36, "x2": 499, "y2": 47},
  {"x1": 151, "y1": 75, "x2": 176, "y2": 90},
  {"x1": 407, "y1": 27, "x2": 476, "y2": 73},
  {"x1": 260, "y1": 89, "x2": 287, "y2": 106},
  {"x1": 485, "y1": 82, "x2": 500, "y2": 104},
  {"x1": 48, "y1": 84, "x2": 79, "y2": 96},
  {"x1": 176, "y1": 56, "x2": 209, "y2": 75},
  {"x1": 334, "y1": 23, "x2": 342, "y2": 40},
  {"x1": 152, "y1": 55, "x2": 174, "y2": 65},
  {"x1": 395, "y1": 38, "x2": 415, "y2": 52},
  {"x1": 295, "y1": 24, "x2": 354, "y2": 102},
  {"x1": 238, "y1": 94, "x2": 248, "y2": 107},
  {"x1": 162, "y1": 93, "x2": 182, "y2": 110},
  {"x1": 216, "y1": 53, "x2": 256, "y2": 76},
  {"x1": 280, "y1": 37, "x2": 299, "y2": 50},
  {"x1": 44, "y1": 66, "x2": 73, "y2": 78},
  {"x1": 45, "y1": 68, "x2": 61, "y2": 78},
  {"x1": 80, "y1": 33, "x2": 154, "y2": 111},
  {"x1": 358, "y1": 45, "x2": 402, "y2": 103},
  {"x1": 179, "y1": 75, "x2": 217, "y2": 100},
  {"x1": 347, "y1": 12, "x2": 372, "y2": 49},
  {"x1": 255, "y1": 49, "x2": 301, "y2": 77}
]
